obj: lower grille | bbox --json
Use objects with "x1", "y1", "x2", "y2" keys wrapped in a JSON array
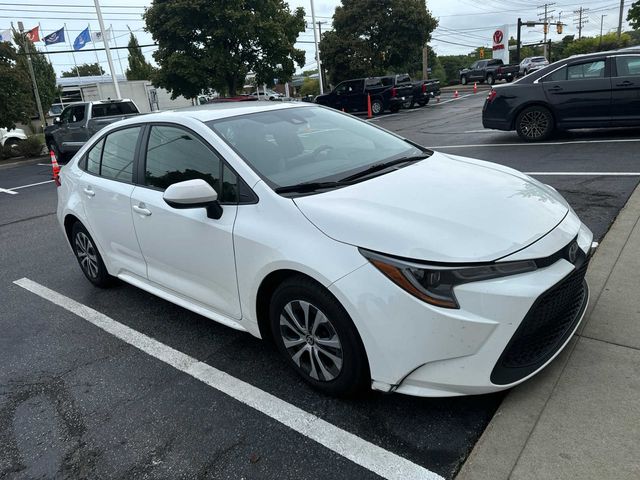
[{"x1": 491, "y1": 260, "x2": 589, "y2": 385}]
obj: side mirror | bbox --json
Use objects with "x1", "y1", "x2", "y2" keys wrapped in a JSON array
[
  {"x1": 54, "y1": 117, "x2": 61, "y2": 124},
  {"x1": 163, "y1": 179, "x2": 223, "y2": 219}
]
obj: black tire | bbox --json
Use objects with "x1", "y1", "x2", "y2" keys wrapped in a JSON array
[
  {"x1": 71, "y1": 222, "x2": 116, "y2": 288},
  {"x1": 515, "y1": 105, "x2": 555, "y2": 142},
  {"x1": 460, "y1": 75, "x2": 467, "y2": 85},
  {"x1": 371, "y1": 99, "x2": 384, "y2": 116},
  {"x1": 389, "y1": 104, "x2": 400, "y2": 113},
  {"x1": 269, "y1": 275, "x2": 370, "y2": 397},
  {"x1": 409, "y1": 99, "x2": 416, "y2": 108},
  {"x1": 486, "y1": 73, "x2": 495, "y2": 85},
  {"x1": 506, "y1": 77, "x2": 514, "y2": 83},
  {"x1": 4, "y1": 138, "x2": 21, "y2": 149}
]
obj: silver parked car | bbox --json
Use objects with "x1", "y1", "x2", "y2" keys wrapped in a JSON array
[{"x1": 519, "y1": 56, "x2": 549, "y2": 75}]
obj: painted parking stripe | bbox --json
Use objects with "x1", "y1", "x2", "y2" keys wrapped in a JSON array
[
  {"x1": 14, "y1": 277, "x2": 443, "y2": 480},
  {"x1": 431, "y1": 138, "x2": 640, "y2": 149},
  {"x1": 0, "y1": 179, "x2": 54, "y2": 195},
  {"x1": 525, "y1": 172, "x2": 640, "y2": 176}
]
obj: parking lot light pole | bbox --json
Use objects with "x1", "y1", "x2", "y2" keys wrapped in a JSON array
[{"x1": 310, "y1": 0, "x2": 324, "y2": 94}]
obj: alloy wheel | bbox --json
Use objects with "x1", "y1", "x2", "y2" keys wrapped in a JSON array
[
  {"x1": 371, "y1": 101, "x2": 382, "y2": 115},
  {"x1": 279, "y1": 300, "x2": 343, "y2": 382},
  {"x1": 519, "y1": 110, "x2": 549, "y2": 140},
  {"x1": 75, "y1": 231, "x2": 99, "y2": 279}
]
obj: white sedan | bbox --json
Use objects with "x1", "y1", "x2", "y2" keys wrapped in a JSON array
[{"x1": 57, "y1": 103, "x2": 596, "y2": 397}]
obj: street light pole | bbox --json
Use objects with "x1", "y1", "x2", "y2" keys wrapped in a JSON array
[
  {"x1": 309, "y1": 0, "x2": 324, "y2": 94},
  {"x1": 94, "y1": 0, "x2": 121, "y2": 98},
  {"x1": 617, "y1": 0, "x2": 624, "y2": 38}
]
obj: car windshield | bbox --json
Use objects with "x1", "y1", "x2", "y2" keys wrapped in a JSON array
[{"x1": 207, "y1": 106, "x2": 425, "y2": 190}]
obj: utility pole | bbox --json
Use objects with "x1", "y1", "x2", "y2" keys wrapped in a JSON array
[
  {"x1": 94, "y1": 0, "x2": 121, "y2": 98},
  {"x1": 573, "y1": 7, "x2": 589, "y2": 39},
  {"x1": 600, "y1": 14, "x2": 608, "y2": 46},
  {"x1": 617, "y1": 0, "x2": 624, "y2": 38},
  {"x1": 316, "y1": 21, "x2": 328, "y2": 89},
  {"x1": 15, "y1": 22, "x2": 46, "y2": 131},
  {"x1": 422, "y1": 46, "x2": 429, "y2": 80},
  {"x1": 309, "y1": 0, "x2": 324, "y2": 94},
  {"x1": 538, "y1": 3, "x2": 555, "y2": 59}
]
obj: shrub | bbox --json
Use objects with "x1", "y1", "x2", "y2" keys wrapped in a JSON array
[{"x1": 16, "y1": 135, "x2": 44, "y2": 158}]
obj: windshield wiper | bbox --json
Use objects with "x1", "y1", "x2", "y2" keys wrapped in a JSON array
[
  {"x1": 275, "y1": 181, "x2": 351, "y2": 194},
  {"x1": 339, "y1": 154, "x2": 430, "y2": 182}
]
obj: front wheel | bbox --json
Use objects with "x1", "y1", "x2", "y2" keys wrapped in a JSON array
[
  {"x1": 515, "y1": 106, "x2": 554, "y2": 142},
  {"x1": 270, "y1": 276, "x2": 370, "y2": 397},
  {"x1": 71, "y1": 222, "x2": 116, "y2": 288},
  {"x1": 460, "y1": 75, "x2": 468, "y2": 85}
]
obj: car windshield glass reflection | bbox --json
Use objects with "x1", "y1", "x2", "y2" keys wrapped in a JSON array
[{"x1": 208, "y1": 107, "x2": 424, "y2": 190}]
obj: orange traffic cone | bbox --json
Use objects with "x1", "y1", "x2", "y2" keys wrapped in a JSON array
[
  {"x1": 454, "y1": 90, "x2": 459, "y2": 99},
  {"x1": 342, "y1": 107, "x2": 346, "y2": 112},
  {"x1": 367, "y1": 93, "x2": 373, "y2": 119},
  {"x1": 473, "y1": 82, "x2": 478, "y2": 94},
  {"x1": 50, "y1": 150, "x2": 61, "y2": 186}
]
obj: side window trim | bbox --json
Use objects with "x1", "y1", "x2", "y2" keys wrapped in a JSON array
[{"x1": 139, "y1": 122, "x2": 258, "y2": 205}]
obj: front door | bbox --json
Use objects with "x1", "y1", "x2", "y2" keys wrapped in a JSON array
[
  {"x1": 610, "y1": 54, "x2": 640, "y2": 125},
  {"x1": 79, "y1": 126, "x2": 147, "y2": 277},
  {"x1": 542, "y1": 58, "x2": 612, "y2": 128},
  {"x1": 130, "y1": 124, "x2": 241, "y2": 319},
  {"x1": 64, "y1": 105, "x2": 89, "y2": 151}
]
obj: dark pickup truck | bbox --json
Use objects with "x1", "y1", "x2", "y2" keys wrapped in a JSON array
[
  {"x1": 411, "y1": 79, "x2": 441, "y2": 106},
  {"x1": 315, "y1": 74, "x2": 413, "y2": 115},
  {"x1": 45, "y1": 99, "x2": 140, "y2": 161},
  {"x1": 459, "y1": 59, "x2": 519, "y2": 85}
]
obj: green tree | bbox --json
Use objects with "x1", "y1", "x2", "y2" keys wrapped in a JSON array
[
  {"x1": 299, "y1": 77, "x2": 319, "y2": 96},
  {"x1": 319, "y1": 0, "x2": 438, "y2": 84},
  {"x1": 0, "y1": 41, "x2": 32, "y2": 129},
  {"x1": 61, "y1": 62, "x2": 105, "y2": 77},
  {"x1": 562, "y1": 32, "x2": 631, "y2": 57},
  {"x1": 125, "y1": 33, "x2": 155, "y2": 81},
  {"x1": 144, "y1": 0, "x2": 306, "y2": 98},
  {"x1": 13, "y1": 33, "x2": 58, "y2": 117},
  {"x1": 628, "y1": 1, "x2": 640, "y2": 30}
]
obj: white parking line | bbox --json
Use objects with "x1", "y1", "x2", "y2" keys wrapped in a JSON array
[
  {"x1": 0, "y1": 179, "x2": 54, "y2": 195},
  {"x1": 14, "y1": 277, "x2": 443, "y2": 480},
  {"x1": 431, "y1": 138, "x2": 640, "y2": 149},
  {"x1": 0, "y1": 188, "x2": 19, "y2": 195},
  {"x1": 525, "y1": 172, "x2": 640, "y2": 176}
]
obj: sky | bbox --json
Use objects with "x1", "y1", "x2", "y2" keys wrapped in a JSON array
[{"x1": 3, "y1": 0, "x2": 634, "y2": 77}]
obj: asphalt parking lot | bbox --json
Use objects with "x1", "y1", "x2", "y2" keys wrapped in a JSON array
[{"x1": 1, "y1": 95, "x2": 639, "y2": 480}]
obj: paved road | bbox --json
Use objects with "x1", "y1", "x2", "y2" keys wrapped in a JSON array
[{"x1": 1, "y1": 96, "x2": 639, "y2": 479}]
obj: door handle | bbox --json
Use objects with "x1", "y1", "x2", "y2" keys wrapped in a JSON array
[
  {"x1": 548, "y1": 86, "x2": 563, "y2": 92},
  {"x1": 83, "y1": 187, "x2": 95, "y2": 198},
  {"x1": 616, "y1": 80, "x2": 634, "y2": 87},
  {"x1": 132, "y1": 204, "x2": 152, "y2": 216}
]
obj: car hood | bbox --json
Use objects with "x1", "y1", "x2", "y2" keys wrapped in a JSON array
[{"x1": 293, "y1": 152, "x2": 569, "y2": 263}]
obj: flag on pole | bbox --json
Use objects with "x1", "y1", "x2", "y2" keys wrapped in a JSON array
[
  {"x1": 44, "y1": 27, "x2": 65, "y2": 45},
  {"x1": 0, "y1": 29, "x2": 11, "y2": 42},
  {"x1": 91, "y1": 27, "x2": 112, "y2": 43},
  {"x1": 73, "y1": 27, "x2": 91, "y2": 50},
  {"x1": 25, "y1": 26, "x2": 40, "y2": 42}
]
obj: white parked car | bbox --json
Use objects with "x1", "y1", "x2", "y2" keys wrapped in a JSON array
[
  {"x1": 0, "y1": 127, "x2": 28, "y2": 149},
  {"x1": 57, "y1": 103, "x2": 596, "y2": 397}
]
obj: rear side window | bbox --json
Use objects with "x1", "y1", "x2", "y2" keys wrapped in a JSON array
[
  {"x1": 396, "y1": 75, "x2": 411, "y2": 84},
  {"x1": 567, "y1": 60, "x2": 605, "y2": 79},
  {"x1": 144, "y1": 125, "x2": 221, "y2": 192},
  {"x1": 100, "y1": 127, "x2": 141, "y2": 182},
  {"x1": 615, "y1": 56, "x2": 640, "y2": 76},
  {"x1": 365, "y1": 77, "x2": 383, "y2": 88},
  {"x1": 91, "y1": 102, "x2": 138, "y2": 117}
]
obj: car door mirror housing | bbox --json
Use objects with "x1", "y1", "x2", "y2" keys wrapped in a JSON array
[
  {"x1": 162, "y1": 179, "x2": 223, "y2": 219},
  {"x1": 54, "y1": 117, "x2": 61, "y2": 124}
]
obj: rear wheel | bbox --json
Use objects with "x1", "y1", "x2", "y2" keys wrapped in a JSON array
[
  {"x1": 486, "y1": 73, "x2": 495, "y2": 85},
  {"x1": 371, "y1": 99, "x2": 384, "y2": 115},
  {"x1": 270, "y1": 276, "x2": 370, "y2": 397},
  {"x1": 71, "y1": 222, "x2": 116, "y2": 288},
  {"x1": 515, "y1": 106, "x2": 554, "y2": 142}
]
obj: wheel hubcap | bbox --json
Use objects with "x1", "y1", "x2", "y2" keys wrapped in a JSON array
[
  {"x1": 520, "y1": 111, "x2": 549, "y2": 139},
  {"x1": 279, "y1": 300, "x2": 343, "y2": 382},
  {"x1": 75, "y1": 232, "x2": 99, "y2": 279},
  {"x1": 372, "y1": 103, "x2": 381, "y2": 114}
]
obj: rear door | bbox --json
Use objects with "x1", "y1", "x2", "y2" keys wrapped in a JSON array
[
  {"x1": 78, "y1": 126, "x2": 147, "y2": 277},
  {"x1": 610, "y1": 54, "x2": 640, "y2": 125},
  {"x1": 65, "y1": 105, "x2": 89, "y2": 149},
  {"x1": 541, "y1": 58, "x2": 612, "y2": 128}
]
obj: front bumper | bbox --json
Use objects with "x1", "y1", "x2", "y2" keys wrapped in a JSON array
[{"x1": 328, "y1": 224, "x2": 595, "y2": 397}]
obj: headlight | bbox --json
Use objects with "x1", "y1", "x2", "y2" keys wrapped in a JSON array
[{"x1": 360, "y1": 249, "x2": 537, "y2": 309}]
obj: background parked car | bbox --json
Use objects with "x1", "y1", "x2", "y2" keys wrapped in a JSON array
[
  {"x1": 411, "y1": 79, "x2": 441, "y2": 107},
  {"x1": 483, "y1": 48, "x2": 640, "y2": 141},
  {"x1": 460, "y1": 59, "x2": 519, "y2": 85},
  {"x1": 251, "y1": 90, "x2": 283, "y2": 101},
  {"x1": 0, "y1": 127, "x2": 28, "y2": 150},
  {"x1": 519, "y1": 56, "x2": 549, "y2": 75}
]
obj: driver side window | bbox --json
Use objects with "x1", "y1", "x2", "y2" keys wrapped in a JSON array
[{"x1": 60, "y1": 107, "x2": 73, "y2": 124}]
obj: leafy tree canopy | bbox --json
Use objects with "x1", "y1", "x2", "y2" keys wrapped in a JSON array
[
  {"x1": 299, "y1": 77, "x2": 319, "y2": 96},
  {"x1": 61, "y1": 62, "x2": 105, "y2": 77},
  {"x1": 144, "y1": 0, "x2": 306, "y2": 98},
  {"x1": 629, "y1": 1, "x2": 640, "y2": 30},
  {"x1": 126, "y1": 33, "x2": 155, "y2": 81},
  {"x1": 319, "y1": 0, "x2": 438, "y2": 84},
  {"x1": 13, "y1": 33, "x2": 58, "y2": 117},
  {"x1": 0, "y1": 41, "x2": 32, "y2": 129}
]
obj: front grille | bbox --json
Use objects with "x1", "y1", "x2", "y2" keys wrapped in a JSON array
[{"x1": 491, "y1": 260, "x2": 589, "y2": 385}]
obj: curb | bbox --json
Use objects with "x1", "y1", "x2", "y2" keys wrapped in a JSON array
[{"x1": 455, "y1": 181, "x2": 640, "y2": 480}]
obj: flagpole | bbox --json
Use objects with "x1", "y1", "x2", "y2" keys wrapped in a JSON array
[
  {"x1": 110, "y1": 24, "x2": 126, "y2": 77},
  {"x1": 89, "y1": 24, "x2": 102, "y2": 73},
  {"x1": 64, "y1": 23, "x2": 81, "y2": 79},
  {"x1": 38, "y1": 23, "x2": 52, "y2": 64},
  {"x1": 93, "y1": 0, "x2": 121, "y2": 98}
]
